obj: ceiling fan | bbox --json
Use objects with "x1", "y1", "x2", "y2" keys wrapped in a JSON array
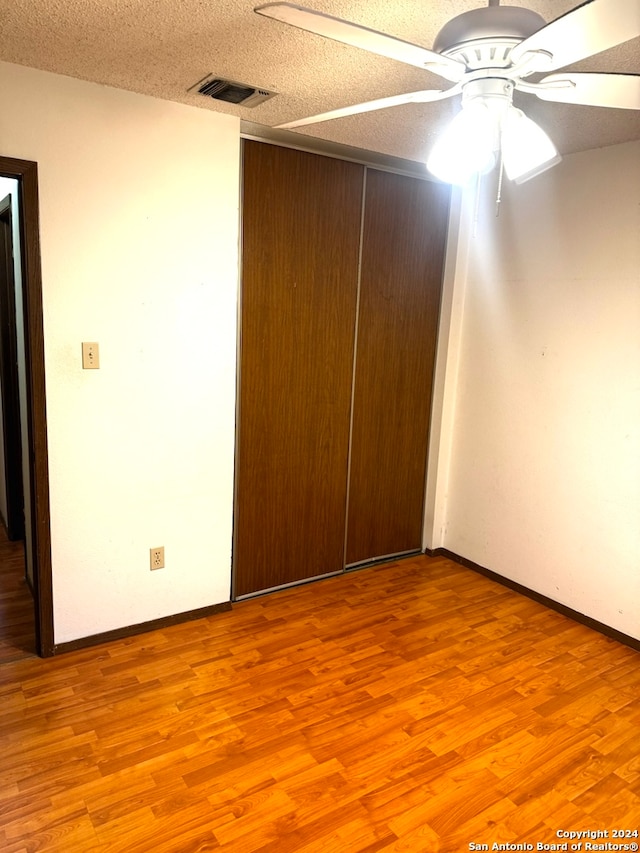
[{"x1": 255, "y1": 0, "x2": 640, "y2": 184}]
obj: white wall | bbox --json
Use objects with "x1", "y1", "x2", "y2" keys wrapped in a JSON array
[
  {"x1": 424, "y1": 187, "x2": 471, "y2": 548},
  {"x1": 433, "y1": 140, "x2": 640, "y2": 640},
  {"x1": 0, "y1": 61, "x2": 240, "y2": 643}
]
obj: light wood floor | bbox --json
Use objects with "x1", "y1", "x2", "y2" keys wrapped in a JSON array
[
  {"x1": 0, "y1": 524, "x2": 34, "y2": 663},
  {"x1": 1, "y1": 554, "x2": 639, "y2": 852}
]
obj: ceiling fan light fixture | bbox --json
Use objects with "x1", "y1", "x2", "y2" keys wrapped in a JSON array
[
  {"x1": 257, "y1": 1, "x2": 640, "y2": 185},
  {"x1": 427, "y1": 79, "x2": 562, "y2": 187},
  {"x1": 501, "y1": 106, "x2": 562, "y2": 184},
  {"x1": 426, "y1": 99, "x2": 497, "y2": 185}
]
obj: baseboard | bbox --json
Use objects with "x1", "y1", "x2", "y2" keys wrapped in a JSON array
[
  {"x1": 425, "y1": 547, "x2": 640, "y2": 653},
  {"x1": 52, "y1": 601, "x2": 232, "y2": 655}
]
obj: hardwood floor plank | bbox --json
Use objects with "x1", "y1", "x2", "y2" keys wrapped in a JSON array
[
  {"x1": 387, "y1": 767, "x2": 506, "y2": 836},
  {"x1": 1, "y1": 554, "x2": 639, "y2": 851},
  {"x1": 0, "y1": 523, "x2": 34, "y2": 662},
  {"x1": 503, "y1": 787, "x2": 571, "y2": 838}
]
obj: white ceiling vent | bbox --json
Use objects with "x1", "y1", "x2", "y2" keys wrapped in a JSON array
[{"x1": 190, "y1": 74, "x2": 276, "y2": 107}]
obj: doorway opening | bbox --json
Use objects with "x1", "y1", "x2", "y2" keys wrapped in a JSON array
[{"x1": 0, "y1": 157, "x2": 52, "y2": 657}]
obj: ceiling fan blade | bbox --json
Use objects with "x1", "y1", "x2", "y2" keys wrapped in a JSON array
[
  {"x1": 530, "y1": 72, "x2": 640, "y2": 109},
  {"x1": 275, "y1": 87, "x2": 461, "y2": 129},
  {"x1": 510, "y1": 0, "x2": 640, "y2": 72},
  {"x1": 255, "y1": 2, "x2": 466, "y2": 82}
]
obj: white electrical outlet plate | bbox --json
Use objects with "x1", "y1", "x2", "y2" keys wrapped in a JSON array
[
  {"x1": 150, "y1": 546, "x2": 165, "y2": 570},
  {"x1": 82, "y1": 342, "x2": 100, "y2": 369}
]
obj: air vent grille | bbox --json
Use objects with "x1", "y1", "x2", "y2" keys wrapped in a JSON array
[{"x1": 189, "y1": 75, "x2": 276, "y2": 108}]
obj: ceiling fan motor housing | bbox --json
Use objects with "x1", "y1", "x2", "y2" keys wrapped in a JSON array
[
  {"x1": 460, "y1": 78, "x2": 517, "y2": 149},
  {"x1": 433, "y1": 6, "x2": 546, "y2": 69},
  {"x1": 462, "y1": 77, "x2": 515, "y2": 108}
]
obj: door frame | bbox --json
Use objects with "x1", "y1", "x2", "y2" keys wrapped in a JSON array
[
  {"x1": 0, "y1": 194, "x2": 26, "y2": 541},
  {"x1": 0, "y1": 156, "x2": 53, "y2": 657}
]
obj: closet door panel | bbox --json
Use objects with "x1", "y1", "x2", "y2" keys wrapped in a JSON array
[
  {"x1": 235, "y1": 141, "x2": 364, "y2": 597},
  {"x1": 346, "y1": 169, "x2": 450, "y2": 566}
]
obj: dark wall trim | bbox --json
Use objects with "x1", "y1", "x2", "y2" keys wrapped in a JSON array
[
  {"x1": 426, "y1": 548, "x2": 640, "y2": 653},
  {"x1": 0, "y1": 156, "x2": 53, "y2": 657},
  {"x1": 240, "y1": 121, "x2": 440, "y2": 182},
  {"x1": 0, "y1": 195, "x2": 26, "y2": 541},
  {"x1": 53, "y1": 601, "x2": 232, "y2": 655}
]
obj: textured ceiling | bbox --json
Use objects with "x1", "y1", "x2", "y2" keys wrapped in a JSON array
[{"x1": 1, "y1": 0, "x2": 639, "y2": 163}]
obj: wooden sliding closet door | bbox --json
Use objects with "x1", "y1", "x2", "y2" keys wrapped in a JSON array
[
  {"x1": 345, "y1": 169, "x2": 450, "y2": 566},
  {"x1": 234, "y1": 141, "x2": 364, "y2": 598}
]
